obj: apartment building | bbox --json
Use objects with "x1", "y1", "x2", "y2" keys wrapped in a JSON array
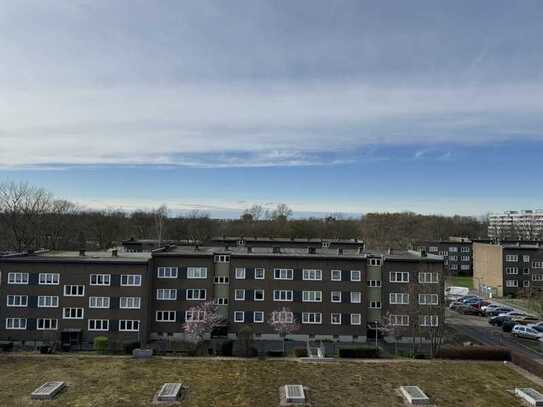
[
  {"x1": 488, "y1": 210, "x2": 543, "y2": 240},
  {"x1": 0, "y1": 241, "x2": 444, "y2": 348},
  {"x1": 416, "y1": 237, "x2": 473, "y2": 275},
  {"x1": 210, "y1": 237, "x2": 366, "y2": 252},
  {"x1": 473, "y1": 242, "x2": 543, "y2": 298}
]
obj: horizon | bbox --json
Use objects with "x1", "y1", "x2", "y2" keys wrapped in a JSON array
[{"x1": 1, "y1": 1, "x2": 542, "y2": 216}]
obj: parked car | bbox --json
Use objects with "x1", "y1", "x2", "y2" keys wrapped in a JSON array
[
  {"x1": 471, "y1": 300, "x2": 492, "y2": 309},
  {"x1": 445, "y1": 286, "x2": 470, "y2": 301},
  {"x1": 498, "y1": 311, "x2": 528, "y2": 318},
  {"x1": 489, "y1": 315, "x2": 512, "y2": 326},
  {"x1": 481, "y1": 303, "x2": 499, "y2": 313},
  {"x1": 512, "y1": 325, "x2": 543, "y2": 340},
  {"x1": 486, "y1": 307, "x2": 514, "y2": 317},
  {"x1": 501, "y1": 318, "x2": 535, "y2": 332},
  {"x1": 502, "y1": 320, "x2": 517, "y2": 332},
  {"x1": 448, "y1": 301, "x2": 463, "y2": 310},
  {"x1": 458, "y1": 305, "x2": 483, "y2": 316},
  {"x1": 527, "y1": 324, "x2": 543, "y2": 333},
  {"x1": 462, "y1": 297, "x2": 481, "y2": 305}
]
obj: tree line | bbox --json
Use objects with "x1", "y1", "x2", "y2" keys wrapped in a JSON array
[{"x1": 0, "y1": 181, "x2": 488, "y2": 252}]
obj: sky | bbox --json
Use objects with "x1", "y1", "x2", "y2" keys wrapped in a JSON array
[{"x1": 1, "y1": 0, "x2": 542, "y2": 218}]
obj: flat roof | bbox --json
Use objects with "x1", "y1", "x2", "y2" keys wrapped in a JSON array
[{"x1": 1, "y1": 249, "x2": 151, "y2": 264}]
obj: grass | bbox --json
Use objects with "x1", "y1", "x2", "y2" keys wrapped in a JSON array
[
  {"x1": 0, "y1": 355, "x2": 540, "y2": 406},
  {"x1": 447, "y1": 275, "x2": 473, "y2": 289},
  {"x1": 499, "y1": 298, "x2": 543, "y2": 317}
]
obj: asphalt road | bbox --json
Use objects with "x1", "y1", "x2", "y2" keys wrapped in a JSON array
[{"x1": 446, "y1": 310, "x2": 543, "y2": 363}]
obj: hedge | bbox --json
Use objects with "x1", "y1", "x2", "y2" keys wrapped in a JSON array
[
  {"x1": 436, "y1": 346, "x2": 511, "y2": 361},
  {"x1": 93, "y1": 336, "x2": 109, "y2": 353},
  {"x1": 291, "y1": 348, "x2": 308, "y2": 358},
  {"x1": 338, "y1": 347, "x2": 380, "y2": 359}
]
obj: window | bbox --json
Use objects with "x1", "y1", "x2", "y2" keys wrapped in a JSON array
[
  {"x1": 533, "y1": 274, "x2": 543, "y2": 281},
  {"x1": 121, "y1": 274, "x2": 142, "y2": 286},
  {"x1": 6, "y1": 318, "x2": 27, "y2": 329},
  {"x1": 449, "y1": 247, "x2": 458, "y2": 252},
  {"x1": 331, "y1": 270, "x2": 342, "y2": 281},
  {"x1": 39, "y1": 273, "x2": 59, "y2": 285},
  {"x1": 119, "y1": 320, "x2": 140, "y2": 332},
  {"x1": 186, "y1": 289, "x2": 206, "y2": 301},
  {"x1": 350, "y1": 291, "x2": 361, "y2": 303},
  {"x1": 90, "y1": 274, "x2": 110, "y2": 286},
  {"x1": 271, "y1": 310, "x2": 293, "y2": 323},
  {"x1": 214, "y1": 297, "x2": 228, "y2": 305},
  {"x1": 8, "y1": 272, "x2": 28, "y2": 285},
  {"x1": 63, "y1": 307, "x2": 84, "y2": 319},
  {"x1": 350, "y1": 314, "x2": 361, "y2": 325},
  {"x1": 214, "y1": 276, "x2": 229, "y2": 284},
  {"x1": 88, "y1": 319, "x2": 109, "y2": 331},
  {"x1": 438, "y1": 251, "x2": 447, "y2": 256},
  {"x1": 235, "y1": 268, "x2": 246, "y2": 279},
  {"x1": 38, "y1": 296, "x2": 59, "y2": 308},
  {"x1": 390, "y1": 315, "x2": 409, "y2": 326},
  {"x1": 506, "y1": 280, "x2": 519, "y2": 287},
  {"x1": 255, "y1": 268, "x2": 265, "y2": 279},
  {"x1": 389, "y1": 293, "x2": 409, "y2": 304},
  {"x1": 273, "y1": 290, "x2": 293, "y2": 301},
  {"x1": 449, "y1": 255, "x2": 457, "y2": 261},
  {"x1": 254, "y1": 289, "x2": 264, "y2": 301},
  {"x1": 461, "y1": 265, "x2": 471, "y2": 270},
  {"x1": 254, "y1": 311, "x2": 264, "y2": 323},
  {"x1": 449, "y1": 264, "x2": 458, "y2": 270},
  {"x1": 37, "y1": 318, "x2": 58, "y2": 330},
  {"x1": 369, "y1": 301, "x2": 381, "y2": 309},
  {"x1": 185, "y1": 310, "x2": 206, "y2": 321},
  {"x1": 390, "y1": 272, "x2": 409, "y2": 283},
  {"x1": 368, "y1": 280, "x2": 382, "y2": 287},
  {"x1": 157, "y1": 289, "x2": 177, "y2": 300},
  {"x1": 418, "y1": 294, "x2": 439, "y2": 305},
  {"x1": 187, "y1": 267, "x2": 207, "y2": 279},
  {"x1": 461, "y1": 256, "x2": 470, "y2": 262},
  {"x1": 533, "y1": 261, "x2": 543, "y2": 269},
  {"x1": 156, "y1": 311, "x2": 176, "y2": 322},
  {"x1": 120, "y1": 297, "x2": 141, "y2": 309},
  {"x1": 302, "y1": 312, "x2": 322, "y2": 324},
  {"x1": 419, "y1": 272, "x2": 439, "y2": 283},
  {"x1": 506, "y1": 267, "x2": 519, "y2": 275},
  {"x1": 506, "y1": 255, "x2": 519, "y2": 262},
  {"x1": 429, "y1": 246, "x2": 438, "y2": 253},
  {"x1": 524, "y1": 268, "x2": 531, "y2": 275},
  {"x1": 331, "y1": 291, "x2": 341, "y2": 303},
  {"x1": 274, "y1": 269, "x2": 293, "y2": 280},
  {"x1": 303, "y1": 269, "x2": 322, "y2": 281},
  {"x1": 64, "y1": 285, "x2": 85, "y2": 296},
  {"x1": 350, "y1": 270, "x2": 361, "y2": 281},
  {"x1": 157, "y1": 267, "x2": 178, "y2": 278},
  {"x1": 420, "y1": 315, "x2": 439, "y2": 327},
  {"x1": 7, "y1": 295, "x2": 28, "y2": 307},
  {"x1": 523, "y1": 280, "x2": 530, "y2": 288},
  {"x1": 369, "y1": 258, "x2": 382, "y2": 266},
  {"x1": 523, "y1": 255, "x2": 531, "y2": 263},
  {"x1": 89, "y1": 296, "x2": 110, "y2": 308},
  {"x1": 331, "y1": 313, "x2": 341, "y2": 325},
  {"x1": 234, "y1": 311, "x2": 244, "y2": 323},
  {"x1": 302, "y1": 291, "x2": 322, "y2": 302},
  {"x1": 214, "y1": 255, "x2": 230, "y2": 263},
  {"x1": 235, "y1": 289, "x2": 246, "y2": 301},
  {"x1": 461, "y1": 247, "x2": 470, "y2": 253}
]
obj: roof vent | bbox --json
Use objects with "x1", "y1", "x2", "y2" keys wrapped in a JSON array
[
  {"x1": 515, "y1": 388, "x2": 543, "y2": 406},
  {"x1": 157, "y1": 383, "x2": 183, "y2": 402},
  {"x1": 273, "y1": 247, "x2": 281, "y2": 254},
  {"x1": 111, "y1": 249, "x2": 118, "y2": 257},
  {"x1": 338, "y1": 248, "x2": 343, "y2": 255},
  {"x1": 399, "y1": 386, "x2": 431, "y2": 405},
  {"x1": 282, "y1": 384, "x2": 306, "y2": 404},
  {"x1": 308, "y1": 247, "x2": 316, "y2": 254},
  {"x1": 79, "y1": 249, "x2": 86, "y2": 257},
  {"x1": 31, "y1": 382, "x2": 65, "y2": 400},
  {"x1": 247, "y1": 246, "x2": 252, "y2": 253}
]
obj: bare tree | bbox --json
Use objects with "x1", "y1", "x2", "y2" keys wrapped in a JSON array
[
  {"x1": 268, "y1": 307, "x2": 301, "y2": 353},
  {"x1": 154, "y1": 205, "x2": 168, "y2": 246},
  {"x1": 183, "y1": 301, "x2": 225, "y2": 342}
]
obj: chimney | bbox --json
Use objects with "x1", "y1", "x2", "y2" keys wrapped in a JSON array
[
  {"x1": 79, "y1": 249, "x2": 86, "y2": 257},
  {"x1": 338, "y1": 248, "x2": 343, "y2": 255},
  {"x1": 112, "y1": 249, "x2": 118, "y2": 257},
  {"x1": 273, "y1": 246, "x2": 281, "y2": 254},
  {"x1": 308, "y1": 247, "x2": 316, "y2": 255},
  {"x1": 387, "y1": 248, "x2": 392, "y2": 255},
  {"x1": 247, "y1": 246, "x2": 252, "y2": 253},
  {"x1": 420, "y1": 248, "x2": 427, "y2": 257}
]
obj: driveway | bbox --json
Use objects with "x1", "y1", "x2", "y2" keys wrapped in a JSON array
[{"x1": 446, "y1": 310, "x2": 543, "y2": 363}]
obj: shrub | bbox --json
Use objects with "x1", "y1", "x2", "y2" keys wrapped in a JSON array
[
  {"x1": 220, "y1": 340, "x2": 234, "y2": 356},
  {"x1": 123, "y1": 341, "x2": 141, "y2": 355},
  {"x1": 93, "y1": 336, "x2": 109, "y2": 353},
  {"x1": 436, "y1": 346, "x2": 511, "y2": 361},
  {"x1": 291, "y1": 348, "x2": 308, "y2": 358},
  {"x1": 338, "y1": 347, "x2": 380, "y2": 359},
  {"x1": 266, "y1": 350, "x2": 285, "y2": 357}
]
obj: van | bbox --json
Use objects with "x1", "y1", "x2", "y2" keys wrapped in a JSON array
[{"x1": 445, "y1": 286, "x2": 469, "y2": 301}]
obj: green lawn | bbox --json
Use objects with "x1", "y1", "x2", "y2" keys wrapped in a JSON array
[
  {"x1": 447, "y1": 275, "x2": 473, "y2": 289},
  {"x1": 0, "y1": 355, "x2": 539, "y2": 406}
]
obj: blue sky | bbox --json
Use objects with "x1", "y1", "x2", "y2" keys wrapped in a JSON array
[{"x1": 1, "y1": 1, "x2": 542, "y2": 217}]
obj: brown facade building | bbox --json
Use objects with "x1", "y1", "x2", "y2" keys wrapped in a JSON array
[
  {"x1": 416, "y1": 237, "x2": 474, "y2": 276},
  {"x1": 0, "y1": 240, "x2": 444, "y2": 348}
]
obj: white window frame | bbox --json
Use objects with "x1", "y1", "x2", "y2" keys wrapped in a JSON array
[
  {"x1": 6, "y1": 318, "x2": 27, "y2": 330},
  {"x1": 506, "y1": 255, "x2": 519, "y2": 262},
  {"x1": 214, "y1": 297, "x2": 228, "y2": 305},
  {"x1": 390, "y1": 315, "x2": 409, "y2": 326},
  {"x1": 369, "y1": 301, "x2": 381, "y2": 309},
  {"x1": 37, "y1": 318, "x2": 58, "y2": 331},
  {"x1": 254, "y1": 268, "x2": 265, "y2": 279},
  {"x1": 157, "y1": 267, "x2": 178, "y2": 278},
  {"x1": 418, "y1": 293, "x2": 439, "y2": 305},
  {"x1": 254, "y1": 289, "x2": 265, "y2": 301},
  {"x1": 271, "y1": 310, "x2": 293, "y2": 323},
  {"x1": 302, "y1": 312, "x2": 322, "y2": 324},
  {"x1": 350, "y1": 313, "x2": 361, "y2": 325},
  {"x1": 533, "y1": 261, "x2": 543, "y2": 269},
  {"x1": 235, "y1": 268, "x2": 246, "y2": 279},
  {"x1": 235, "y1": 289, "x2": 246, "y2": 301},
  {"x1": 331, "y1": 269, "x2": 342, "y2": 281},
  {"x1": 273, "y1": 268, "x2": 293, "y2": 280},
  {"x1": 89, "y1": 296, "x2": 110, "y2": 309},
  {"x1": 390, "y1": 272, "x2": 409, "y2": 283},
  {"x1": 214, "y1": 276, "x2": 229, "y2": 284},
  {"x1": 389, "y1": 292, "x2": 409, "y2": 305},
  {"x1": 90, "y1": 274, "x2": 111, "y2": 286},
  {"x1": 38, "y1": 295, "x2": 59, "y2": 308},
  {"x1": 506, "y1": 267, "x2": 519, "y2": 275},
  {"x1": 302, "y1": 269, "x2": 322, "y2": 281},
  {"x1": 420, "y1": 315, "x2": 439, "y2": 327},
  {"x1": 7, "y1": 295, "x2": 28, "y2": 307},
  {"x1": 120, "y1": 296, "x2": 142, "y2": 309},
  {"x1": 302, "y1": 290, "x2": 322, "y2": 303},
  {"x1": 369, "y1": 258, "x2": 382, "y2": 266},
  {"x1": 157, "y1": 289, "x2": 177, "y2": 300},
  {"x1": 64, "y1": 285, "x2": 85, "y2": 296},
  {"x1": 506, "y1": 279, "x2": 519, "y2": 287},
  {"x1": 523, "y1": 280, "x2": 530, "y2": 288},
  {"x1": 187, "y1": 267, "x2": 207, "y2": 279},
  {"x1": 273, "y1": 290, "x2": 293, "y2": 302},
  {"x1": 350, "y1": 291, "x2": 361, "y2": 303},
  {"x1": 350, "y1": 270, "x2": 361, "y2": 282},
  {"x1": 63, "y1": 307, "x2": 84, "y2": 319},
  {"x1": 368, "y1": 280, "x2": 382, "y2": 287},
  {"x1": 121, "y1": 274, "x2": 142, "y2": 286},
  {"x1": 39, "y1": 273, "x2": 60, "y2": 285},
  {"x1": 253, "y1": 311, "x2": 264, "y2": 323},
  {"x1": 88, "y1": 319, "x2": 109, "y2": 331},
  {"x1": 185, "y1": 310, "x2": 206, "y2": 321},
  {"x1": 8, "y1": 272, "x2": 29, "y2": 285},
  {"x1": 418, "y1": 272, "x2": 439, "y2": 284},
  {"x1": 214, "y1": 255, "x2": 230, "y2": 263},
  {"x1": 523, "y1": 255, "x2": 531, "y2": 263},
  {"x1": 234, "y1": 311, "x2": 244, "y2": 323},
  {"x1": 186, "y1": 289, "x2": 207, "y2": 301},
  {"x1": 331, "y1": 291, "x2": 342, "y2": 303},
  {"x1": 119, "y1": 320, "x2": 140, "y2": 332},
  {"x1": 331, "y1": 313, "x2": 341, "y2": 325},
  {"x1": 156, "y1": 310, "x2": 176, "y2": 322},
  {"x1": 532, "y1": 274, "x2": 543, "y2": 281}
]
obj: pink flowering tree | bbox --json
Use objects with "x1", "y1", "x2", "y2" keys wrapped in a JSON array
[
  {"x1": 268, "y1": 307, "x2": 301, "y2": 353},
  {"x1": 183, "y1": 301, "x2": 225, "y2": 343}
]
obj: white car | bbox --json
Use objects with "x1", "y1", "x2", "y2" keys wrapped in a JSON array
[
  {"x1": 481, "y1": 303, "x2": 499, "y2": 313},
  {"x1": 512, "y1": 325, "x2": 543, "y2": 340},
  {"x1": 498, "y1": 311, "x2": 526, "y2": 318}
]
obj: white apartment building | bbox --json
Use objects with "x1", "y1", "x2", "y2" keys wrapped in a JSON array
[{"x1": 488, "y1": 210, "x2": 543, "y2": 239}]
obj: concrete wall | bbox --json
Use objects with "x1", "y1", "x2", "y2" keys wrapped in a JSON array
[{"x1": 473, "y1": 243, "x2": 503, "y2": 297}]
